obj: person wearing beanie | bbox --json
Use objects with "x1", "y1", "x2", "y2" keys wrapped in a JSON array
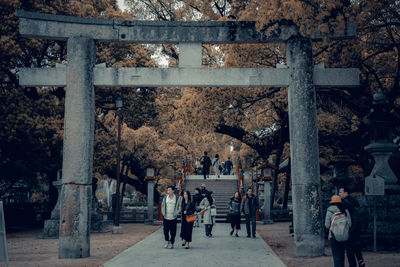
[{"x1": 325, "y1": 195, "x2": 351, "y2": 267}]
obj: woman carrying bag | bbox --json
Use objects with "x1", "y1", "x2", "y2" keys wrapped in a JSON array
[
  {"x1": 199, "y1": 193, "x2": 215, "y2": 237},
  {"x1": 180, "y1": 190, "x2": 196, "y2": 249}
]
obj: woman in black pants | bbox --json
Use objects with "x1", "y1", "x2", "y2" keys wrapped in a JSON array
[
  {"x1": 180, "y1": 190, "x2": 196, "y2": 249},
  {"x1": 228, "y1": 191, "x2": 241, "y2": 237}
]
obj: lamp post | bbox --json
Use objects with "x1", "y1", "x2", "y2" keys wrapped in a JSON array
[{"x1": 112, "y1": 95, "x2": 123, "y2": 234}]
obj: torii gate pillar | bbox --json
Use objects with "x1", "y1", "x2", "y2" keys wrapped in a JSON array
[
  {"x1": 287, "y1": 36, "x2": 324, "y2": 256},
  {"x1": 58, "y1": 36, "x2": 95, "y2": 258}
]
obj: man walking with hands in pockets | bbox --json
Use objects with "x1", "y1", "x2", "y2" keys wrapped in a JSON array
[{"x1": 161, "y1": 185, "x2": 181, "y2": 249}]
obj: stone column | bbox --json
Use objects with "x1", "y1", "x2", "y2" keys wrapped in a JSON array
[
  {"x1": 145, "y1": 179, "x2": 154, "y2": 224},
  {"x1": 59, "y1": 36, "x2": 95, "y2": 258},
  {"x1": 286, "y1": 37, "x2": 324, "y2": 256},
  {"x1": 263, "y1": 181, "x2": 273, "y2": 224}
]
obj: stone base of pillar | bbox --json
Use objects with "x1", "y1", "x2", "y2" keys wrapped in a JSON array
[
  {"x1": 91, "y1": 212, "x2": 110, "y2": 233},
  {"x1": 112, "y1": 225, "x2": 123, "y2": 234},
  {"x1": 42, "y1": 219, "x2": 59, "y2": 238}
]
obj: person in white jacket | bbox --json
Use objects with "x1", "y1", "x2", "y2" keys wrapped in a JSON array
[{"x1": 212, "y1": 154, "x2": 221, "y2": 178}]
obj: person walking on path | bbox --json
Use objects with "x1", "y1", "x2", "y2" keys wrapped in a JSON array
[
  {"x1": 212, "y1": 154, "x2": 222, "y2": 178},
  {"x1": 224, "y1": 156, "x2": 233, "y2": 175},
  {"x1": 209, "y1": 192, "x2": 217, "y2": 235},
  {"x1": 228, "y1": 191, "x2": 241, "y2": 237},
  {"x1": 179, "y1": 190, "x2": 196, "y2": 249},
  {"x1": 199, "y1": 193, "x2": 215, "y2": 237},
  {"x1": 325, "y1": 195, "x2": 352, "y2": 267},
  {"x1": 240, "y1": 187, "x2": 259, "y2": 238},
  {"x1": 200, "y1": 151, "x2": 212, "y2": 180},
  {"x1": 339, "y1": 187, "x2": 366, "y2": 267},
  {"x1": 161, "y1": 185, "x2": 181, "y2": 249},
  {"x1": 193, "y1": 188, "x2": 202, "y2": 227}
]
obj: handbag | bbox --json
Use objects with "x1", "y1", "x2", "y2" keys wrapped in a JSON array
[
  {"x1": 210, "y1": 207, "x2": 217, "y2": 216},
  {"x1": 186, "y1": 213, "x2": 196, "y2": 223}
]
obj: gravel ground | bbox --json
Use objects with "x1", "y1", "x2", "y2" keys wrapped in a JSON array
[
  {"x1": 6, "y1": 223, "x2": 160, "y2": 267},
  {"x1": 257, "y1": 222, "x2": 400, "y2": 267}
]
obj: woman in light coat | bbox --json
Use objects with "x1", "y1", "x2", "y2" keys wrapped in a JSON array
[
  {"x1": 212, "y1": 154, "x2": 221, "y2": 178},
  {"x1": 199, "y1": 193, "x2": 215, "y2": 237}
]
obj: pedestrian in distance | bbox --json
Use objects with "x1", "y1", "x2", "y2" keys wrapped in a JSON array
[
  {"x1": 209, "y1": 191, "x2": 217, "y2": 235},
  {"x1": 228, "y1": 191, "x2": 241, "y2": 237},
  {"x1": 224, "y1": 155, "x2": 233, "y2": 175},
  {"x1": 161, "y1": 185, "x2": 181, "y2": 249},
  {"x1": 212, "y1": 154, "x2": 222, "y2": 178},
  {"x1": 325, "y1": 195, "x2": 352, "y2": 267},
  {"x1": 240, "y1": 187, "x2": 259, "y2": 238},
  {"x1": 193, "y1": 188, "x2": 202, "y2": 227},
  {"x1": 199, "y1": 193, "x2": 215, "y2": 237},
  {"x1": 200, "y1": 183, "x2": 210, "y2": 200},
  {"x1": 200, "y1": 151, "x2": 212, "y2": 180},
  {"x1": 339, "y1": 187, "x2": 366, "y2": 267},
  {"x1": 180, "y1": 190, "x2": 196, "y2": 249}
]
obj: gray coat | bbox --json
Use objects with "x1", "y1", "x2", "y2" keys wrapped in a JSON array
[
  {"x1": 240, "y1": 194, "x2": 259, "y2": 216},
  {"x1": 199, "y1": 197, "x2": 216, "y2": 225},
  {"x1": 161, "y1": 195, "x2": 181, "y2": 220},
  {"x1": 324, "y1": 205, "x2": 351, "y2": 240}
]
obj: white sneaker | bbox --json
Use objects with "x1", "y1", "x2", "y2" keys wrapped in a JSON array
[{"x1": 164, "y1": 241, "x2": 170, "y2": 248}]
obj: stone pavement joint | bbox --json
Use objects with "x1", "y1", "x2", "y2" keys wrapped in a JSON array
[{"x1": 102, "y1": 223, "x2": 286, "y2": 267}]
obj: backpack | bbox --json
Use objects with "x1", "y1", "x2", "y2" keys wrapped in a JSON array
[{"x1": 330, "y1": 211, "x2": 350, "y2": 242}]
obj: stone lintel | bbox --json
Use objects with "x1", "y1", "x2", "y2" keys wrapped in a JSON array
[
  {"x1": 19, "y1": 67, "x2": 359, "y2": 88},
  {"x1": 16, "y1": 10, "x2": 356, "y2": 44}
]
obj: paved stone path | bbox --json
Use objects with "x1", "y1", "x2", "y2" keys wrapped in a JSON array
[{"x1": 102, "y1": 223, "x2": 286, "y2": 267}]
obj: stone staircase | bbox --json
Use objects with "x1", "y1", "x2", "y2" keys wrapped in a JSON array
[{"x1": 183, "y1": 175, "x2": 238, "y2": 222}]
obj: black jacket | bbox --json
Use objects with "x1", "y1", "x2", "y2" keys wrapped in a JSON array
[
  {"x1": 193, "y1": 193, "x2": 202, "y2": 206},
  {"x1": 181, "y1": 200, "x2": 196, "y2": 217}
]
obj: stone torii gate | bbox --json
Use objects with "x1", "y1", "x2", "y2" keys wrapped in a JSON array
[{"x1": 16, "y1": 10, "x2": 359, "y2": 258}]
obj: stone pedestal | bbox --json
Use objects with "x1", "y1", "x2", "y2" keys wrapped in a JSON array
[
  {"x1": 145, "y1": 179, "x2": 154, "y2": 224},
  {"x1": 90, "y1": 196, "x2": 109, "y2": 233},
  {"x1": 365, "y1": 141, "x2": 400, "y2": 193},
  {"x1": 59, "y1": 36, "x2": 95, "y2": 259},
  {"x1": 43, "y1": 180, "x2": 62, "y2": 238},
  {"x1": 286, "y1": 36, "x2": 324, "y2": 256}
]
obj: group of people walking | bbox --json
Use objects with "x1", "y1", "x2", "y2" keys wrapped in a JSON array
[
  {"x1": 161, "y1": 184, "x2": 260, "y2": 250},
  {"x1": 325, "y1": 187, "x2": 366, "y2": 267},
  {"x1": 199, "y1": 151, "x2": 234, "y2": 179}
]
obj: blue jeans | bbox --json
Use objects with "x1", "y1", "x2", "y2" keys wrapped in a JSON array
[{"x1": 245, "y1": 214, "x2": 256, "y2": 237}]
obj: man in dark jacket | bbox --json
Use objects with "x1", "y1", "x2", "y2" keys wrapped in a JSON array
[
  {"x1": 339, "y1": 187, "x2": 365, "y2": 267},
  {"x1": 193, "y1": 188, "x2": 202, "y2": 227},
  {"x1": 240, "y1": 187, "x2": 259, "y2": 238},
  {"x1": 200, "y1": 183, "x2": 210, "y2": 200},
  {"x1": 200, "y1": 152, "x2": 212, "y2": 180}
]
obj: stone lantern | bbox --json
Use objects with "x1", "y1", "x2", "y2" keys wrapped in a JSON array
[
  {"x1": 363, "y1": 90, "x2": 400, "y2": 193},
  {"x1": 144, "y1": 164, "x2": 157, "y2": 224}
]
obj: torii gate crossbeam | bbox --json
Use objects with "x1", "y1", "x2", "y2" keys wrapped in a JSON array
[{"x1": 16, "y1": 10, "x2": 359, "y2": 259}]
